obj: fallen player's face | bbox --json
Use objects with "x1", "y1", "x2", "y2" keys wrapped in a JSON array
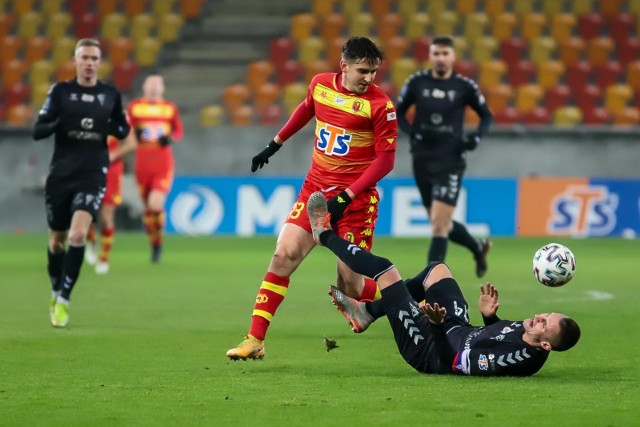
[{"x1": 523, "y1": 312, "x2": 565, "y2": 344}]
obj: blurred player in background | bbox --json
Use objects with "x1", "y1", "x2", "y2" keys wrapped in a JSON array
[
  {"x1": 127, "y1": 74, "x2": 183, "y2": 263},
  {"x1": 226, "y1": 37, "x2": 398, "y2": 360},
  {"x1": 85, "y1": 132, "x2": 136, "y2": 274},
  {"x1": 396, "y1": 35, "x2": 493, "y2": 277},
  {"x1": 307, "y1": 192, "x2": 581, "y2": 376},
  {"x1": 32, "y1": 38, "x2": 130, "y2": 327}
]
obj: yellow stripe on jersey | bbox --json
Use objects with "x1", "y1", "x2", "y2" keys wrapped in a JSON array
[
  {"x1": 130, "y1": 103, "x2": 175, "y2": 119},
  {"x1": 313, "y1": 83, "x2": 372, "y2": 119},
  {"x1": 260, "y1": 281, "x2": 288, "y2": 297}
]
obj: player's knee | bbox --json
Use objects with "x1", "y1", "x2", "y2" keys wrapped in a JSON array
[
  {"x1": 48, "y1": 239, "x2": 65, "y2": 253},
  {"x1": 67, "y1": 229, "x2": 86, "y2": 246},
  {"x1": 425, "y1": 263, "x2": 452, "y2": 287}
]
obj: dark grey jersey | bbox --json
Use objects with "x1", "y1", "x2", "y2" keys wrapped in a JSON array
[
  {"x1": 34, "y1": 79, "x2": 129, "y2": 178},
  {"x1": 446, "y1": 320, "x2": 549, "y2": 376},
  {"x1": 396, "y1": 70, "x2": 492, "y2": 170}
]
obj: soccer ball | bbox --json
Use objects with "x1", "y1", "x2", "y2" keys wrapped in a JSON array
[{"x1": 532, "y1": 243, "x2": 576, "y2": 287}]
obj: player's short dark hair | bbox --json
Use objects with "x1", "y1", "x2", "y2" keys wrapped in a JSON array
[
  {"x1": 553, "y1": 317, "x2": 581, "y2": 352},
  {"x1": 341, "y1": 36, "x2": 384, "y2": 66},
  {"x1": 431, "y1": 35, "x2": 455, "y2": 48}
]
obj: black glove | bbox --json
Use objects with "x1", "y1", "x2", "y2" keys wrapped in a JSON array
[
  {"x1": 326, "y1": 190, "x2": 352, "y2": 222},
  {"x1": 463, "y1": 132, "x2": 480, "y2": 151},
  {"x1": 158, "y1": 135, "x2": 172, "y2": 147},
  {"x1": 251, "y1": 140, "x2": 281, "y2": 172}
]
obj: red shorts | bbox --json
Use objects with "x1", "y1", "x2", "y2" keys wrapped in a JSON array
[
  {"x1": 135, "y1": 167, "x2": 174, "y2": 201},
  {"x1": 286, "y1": 180, "x2": 380, "y2": 251},
  {"x1": 103, "y1": 161, "x2": 124, "y2": 206}
]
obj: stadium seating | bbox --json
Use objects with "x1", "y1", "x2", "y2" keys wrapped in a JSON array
[
  {"x1": 558, "y1": 37, "x2": 586, "y2": 66},
  {"x1": 626, "y1": 61, "x2": 640, "y2": 90},
  {"x1": 25, "y1": 36, "x2": 51, "y2": 65},
  {"x1": 17, "y1": 11, "x2": 42, "y2": 39},
  {"x1": 507, "y1": 60, "x2": 535, "y2": 87},
  {"x1": 454, "y1": 60, "x2": 478, "y2": 80},
  {"x1": 275, "y1": 59, "x2": 303, "y2": 86},
  {"x1": 433, "y1": 11, "x2": 458, "y2": 36},
  {"x1": 390, "y1": 57, "x2": 418, "y2": 90},
  {"x1": 101, "y1": 13, "x2": 128, "y2": 42},
  {"x1": 492, "y1": 13, "x2": 517, "y2": 41},
  {"x1": 2, "y1": 59, "x2": 26, "y2": 85},
  {"x1": 553, "y1": 106, "x2": 583, "y2": 126},
  {"x1": 125, "y1": 0, "x2": 150, "y2": 17},
  {"x1": 158, "y1": 13, "x2": 185, "y2": 43},
  {"x1": 485, "y1": 0, "x2": 507, "y2": 17},
  {"x1": 551, "y1": 14, "x2": 577, "y2": 43},
  {"x1": 320, "y1": 13, "x2": 346, "y2": 42},
  {"x1": 537, "y1": 61, "x2": 565, "y2": 90},
  {"x1": 578, "y1": 14, "x2": 604, "y2": 40},
  {"x1": 587, "y1": 37, "x2": 615, "y2": 67},
  {"x1": 382, "y1": 36, "x2": 410, "y2": 63},
  {"x1": 312, "y1": 0, "x2": 337, "y2": 17},
  {"x1": 575, "y1": 84, "x2": 603, "y2": 112},
  {"x1": 46, "y1": 12, "x2": 72, "y2": 41},
  {"x1": 199, "y1": 104, "x2": 223, "y2": 127},
  {"x1": 269, "y1": 37, "x2": 295, "y2": 65},
  {"x1": 377, "y1": 13, "x2": 403, "y2": 44},
  {"x1": 464, "y1": 13, "x2": 489, "y2": 41},
  {"x1": 349, "y1": 12, "x2": 375, "y2": 37},
  {"x1": 0, "y1": 35, "x2": 22, "y2": 64},
  {"x1": 516, "y1": 84, "x2": 544, "y2": 113},
  {"x1": 0, "y1": 13, "x2": 14, "y2": 39},
  {"x1": 223, "y1": 83, "x2": 251, "y2": 113},
  {"x1": 41, "y1": 0, "x2": 65, "y2": 17},
  {"x1": 479, "y1": 59, "x2": 507, "y2": 88},
  {"x1": 74, "y1": 12, "x2": 100, "y2": 39},
  {"x1": 297, "y1": 37, "x2": 325, "y2": 66},
  {"x1": 304, "y1": 59, "x2": 332, "y2": 83},
  {"x1": 617, "y1": 37, "x2": 640, "y2": 66},
  {"x1": 112, "y1": 60, "x2": 140, "y2": 92},
  {"x1": 566, "y1": 61, "x2": 593, "y2": 92},
  {"x1": 612, "y1": 107, "x2": 640, "y2": 125},
  {"x1": 229, "y1": 104, "x2": 253, "y2": 126},
  {"x1": 6, "y1": 104, "x2": 32, "y2": 126},
  {"x1": 179, "y1": 0, "x2": 205, "y2": 19},
  {"x1": 523, "y1": 107, "x2": 551, "y2": 125},
  {"x1": 595, "y1": 61, "x2": 623, "y2": 88},
  {"x1": 135, "y1": 37, "x2": 161, "y2": 67},
  {"x1": 529, "y1": 37, "x2": 557, "y2": 65},
  {"x1": 369, "y1": 0, "x2": 393, "y2": 20},
  {"x1": 583, "y1": 107, "x2": 612, "y2": 125},
  {"x1": 405, "y1": 13, "x2": 429, "y2": 41},
  {"x1": 500, "y1": 37, "x2": 527, "y2": 67},
  {"x1": 545, "y1": 85, "x2": 572, "y2": 113},
  {"x1": 486, "y1": 84, "x2": 513, "y2": 113},
  {"x1": 108, "y1": 37, "x2": 134, "y2": 66},
  {"x1": 253, "y1": 82, "x2": 281, "y2": 109},
  {"x1": 290, "y1": 14, "x2": 316, "y2": 42},
  {"x1": 283, "y1": 82, "x2": 307, "y2": 114},
  {"x1": 246, "y1": 60, "x2": 275, "y2": 93},
  {"x1": 493, "y1": 107, "x2": 522, "y2": 125},
  {"x1": 604, "y1": 84, "x2": 634, "y2": 114}
]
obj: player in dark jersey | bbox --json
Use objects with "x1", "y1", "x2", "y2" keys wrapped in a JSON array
[
  {"x1": 32, "y1": 38, "x2": 130, "y2": 328},
  {"x1": 396, "y1": 35, "x2": 494, "y2": 278},
  {"x1": 307, "y1": 192, "x2": 581, "y2": 376}
]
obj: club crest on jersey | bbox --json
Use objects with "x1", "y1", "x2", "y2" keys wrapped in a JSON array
[
  {"x1": 317, "y1": 124, "x2": 351, "y2": 156},
  {"x1": 352, "y1": 99, "x2": 364, "y2": 112}
]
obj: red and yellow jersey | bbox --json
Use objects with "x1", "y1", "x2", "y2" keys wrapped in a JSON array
[
  {"x1": 305, "y1": 73, "x2": 397, "y2": 187},
  {"x1": 127, "y1": 98, "x2": 183, "y2": 172}
]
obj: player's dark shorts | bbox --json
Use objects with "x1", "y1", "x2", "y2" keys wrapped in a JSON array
[
  {"x1": 383, "y1": 276, "x2": 471, "y2": 374},
  {"x1": 44, "y1": 174, "x2": 106, "y2": 231},
  {"x1": 412, "y1": 160, "x2": 465, "y2": 208}
]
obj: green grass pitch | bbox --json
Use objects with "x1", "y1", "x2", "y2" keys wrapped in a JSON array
[{"x1": 0, "y1": 233, "x2": 637, "y2": 426}]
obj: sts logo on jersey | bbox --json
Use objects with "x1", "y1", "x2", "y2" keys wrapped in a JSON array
[{"x1": 317, "y1": 124, "x2": 351, "y2": 156}]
